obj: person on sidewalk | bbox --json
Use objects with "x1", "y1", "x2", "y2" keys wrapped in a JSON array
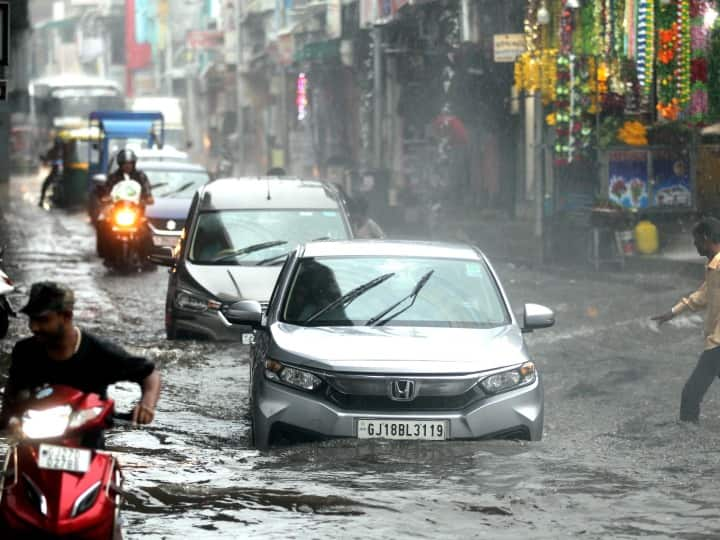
[{"x1": 652, "y1": 217, "x2": 720, "y2": 423}]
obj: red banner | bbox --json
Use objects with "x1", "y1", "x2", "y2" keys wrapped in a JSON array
[{"x1": 125, "y1": 0, "x2": 152, "y2": 97}]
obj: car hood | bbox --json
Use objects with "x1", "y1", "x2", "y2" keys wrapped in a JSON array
[
  {"x1": 186, "y1": 263, "x2": 280, "y2": 303},
  {"x1": 269, "y1": 323, "x2": 528, "y2": 374},
  {"x1": 146, "y1": 197, "x2": 192, "y2": 220}
]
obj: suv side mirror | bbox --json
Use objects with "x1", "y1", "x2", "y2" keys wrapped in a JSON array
[
  {"x1": 149, "y1": 247, "x2": 175, "y2": 267},
  {"x1": 221, "y1": 300, "x2": 263, "y2": 326},
  {"x1": 522, "y1": 303, "x2": 555, "y2": 333}
]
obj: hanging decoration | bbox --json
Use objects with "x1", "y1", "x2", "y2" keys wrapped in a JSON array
[
  {"x1": 636, "y1": 0, "x2": 655, "y2": 100},
  {"x1": 554, "y1": 54, "x2": 594, "y2": 164},
  {"x1": 656, "y1": 1, "x2": 680, "y2": 119},
  {"x1": 513, "y1": 49, "x2": 559, "y2": 104},
  {"x1": 678, "y1": 0, "x2": 692, "y2": 107},
  {"x1": 689, "y1": 0, "x2": 711, "y2": 121}
]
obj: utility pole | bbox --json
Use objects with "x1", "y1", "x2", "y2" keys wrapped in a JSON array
[
  {"x1": 372, "y1": 25, "x2": 383, "y2": 169},
  {"x1": 235, "y1": 0, "x2": 245, "y2": 176}
]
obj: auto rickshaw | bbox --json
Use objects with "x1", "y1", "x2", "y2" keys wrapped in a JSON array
[{"x1": 49, "y1": 126, "x2": 102, "y2": 209}]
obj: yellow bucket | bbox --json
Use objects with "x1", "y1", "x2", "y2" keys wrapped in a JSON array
[{"x1": 634, "y1": 220, "x2": 659, "y2": 255}]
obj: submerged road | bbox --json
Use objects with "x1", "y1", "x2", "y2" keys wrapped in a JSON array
[{"x1": 1, "y1": 174, "x2": 719, "y2": 539}]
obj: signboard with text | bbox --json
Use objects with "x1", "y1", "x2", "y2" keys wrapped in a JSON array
[
  {"x1": 0, "y1": 2, "x2": 8, "y2": 67},
  {"x1": 493, "y1": 33, "x2": 525, "y2": 63}
]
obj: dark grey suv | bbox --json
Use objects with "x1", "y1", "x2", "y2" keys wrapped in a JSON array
[{"x1": 151, "y1": 177, "x2": 353, "y2": 340}]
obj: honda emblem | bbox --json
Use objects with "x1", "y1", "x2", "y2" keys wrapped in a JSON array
[{"x1": 389, "y1": 379, "x2": 416, "y2": 401}]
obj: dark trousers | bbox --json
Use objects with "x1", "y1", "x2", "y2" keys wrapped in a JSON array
[{"x1": 680, "y1": 346, "x2": 720, "y2": 422}]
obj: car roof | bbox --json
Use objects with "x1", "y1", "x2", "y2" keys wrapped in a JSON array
[
  {"x1": 299, "y1": 240, "x2": 483, "y2": 260},
  {"x1": 135, "y1": 147, "x2": 189, "y2": 160},
  {"x1": 140, "y1": 160, "x2": 208, "y2": 173},
  {"x1": 197, "y1": 178, "x2": 344, "y2": 210}
]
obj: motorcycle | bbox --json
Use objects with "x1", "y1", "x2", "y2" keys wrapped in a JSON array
[
  {"x1": 97, "y1": 177, "x2": 150, "y2": 273},
  {"x1": 0, "y1": 247, "x2": 16, "y2": 339},
  {"x1": 0, "y1": 385, "x2": 127, "y2": 539}
]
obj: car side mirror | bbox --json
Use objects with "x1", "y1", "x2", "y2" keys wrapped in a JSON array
[
  {"x1": 221, "y1": 300, "x2": 263, "y2": 326},
  {"x1": 522, "y1": 303, "x2": 555, "y2": 333},
  {"x1": 148, "y1": 247, "x2": 175, "y2": 267}
]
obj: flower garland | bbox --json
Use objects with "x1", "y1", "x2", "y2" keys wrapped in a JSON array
[
  {"x1": 514, "y1": 50, "x2": 559, "y2": 105},
  {"x1": 657, "y1": 1, "x2": 680, "y2": 120},
  {"x1": 689, "y1": 0, "x2": 711, "y2": 121},
  {"x1": 636, "y1": 0, "x2": 655, "y2": 101},
  {"x1": 554, "y1": 54, "x2": 594, "y2": 165},
  {"x1": 678, "y1": 0, "x2": 692, "y2": 107}
]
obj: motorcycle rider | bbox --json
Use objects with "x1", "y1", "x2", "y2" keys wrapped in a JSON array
[
  {"x1": 0, "y1": 281, "x2": 161, "y2": 433},
  {"x1": 38, "y1": 135, "x2": 64, "y2": 208},
  {"x1": 97, "y1": 148, "x2": 155, "y2": 264}
]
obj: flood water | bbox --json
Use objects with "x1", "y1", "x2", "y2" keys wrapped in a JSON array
[{"x1": 2, "y1": 176, "x2": 720, "y2": 539}]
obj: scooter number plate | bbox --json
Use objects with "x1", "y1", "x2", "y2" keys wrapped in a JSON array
[{"x1": 38, "y1": 444, "x2": 91, "y2": 473}]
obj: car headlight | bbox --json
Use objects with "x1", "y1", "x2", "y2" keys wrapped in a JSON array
[
  {"x1": 22, "y1": 406, "x2": 72, "y2": 439},
  {"x1": 174, "y1": 291, "x2": 220, "y2": 312},
  {"x1": 479, "y1": 362, "x2": 536, "y2": 395},
  {"x1": 265, "y1": 359, "x2": 323, "y2": 391}
]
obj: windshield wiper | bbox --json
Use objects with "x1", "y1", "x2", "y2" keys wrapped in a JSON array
[
  {"x1": 305, "y1": 272, "x2": 396, "y2": 323},
  {"x1": 365, "y1": 270, "x2": 434, "y2": 326},
  {"x1": 255, "y1": 251, "x2": 291, "y2": 266},
  {"x1": 211, "y1": 240, "x2": 288, "y2": 263},
  {"x1": 161, "y1": 181, "x2": 196, "y2": 197}
]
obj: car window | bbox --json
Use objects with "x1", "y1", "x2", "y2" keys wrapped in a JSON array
[
  {"x1": 145, "y1": 169, "x2": 210, "y2": 198},
  {"x1": 282, "y1": 256, "x2": 509, "y2": 328},
  {"x1": 188, "y1": 210, "x2": 348, "y2": 265}
]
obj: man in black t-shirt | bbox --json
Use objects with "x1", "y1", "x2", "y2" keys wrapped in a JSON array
[{"x1": 0, "y1": 282, "x2": 161, "y2": 430}]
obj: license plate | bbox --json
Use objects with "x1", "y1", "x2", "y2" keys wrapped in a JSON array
[
  {"x1": 241, "y1": 333, "x2": 255, "y2": 345},
  {"x1": 153, "y1": 235, "x2": 178, "y2": 247},
  {"x1": 38, "y1": 444, "x2": 91, "y2": 473},
  {"x1": 357, "y1": 419, "x2": 449, "y2": 440}
]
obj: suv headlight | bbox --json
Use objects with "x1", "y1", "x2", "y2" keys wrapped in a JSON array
[
  {"x1": 265, "y1": 359, "x2": 323, "y2": 391},
  {"x1": 479, "y1": 362, "x2": 536, "y2": 395},
  {"x1": 174, "y1": 291, "x2": 220, "y2": 312}
]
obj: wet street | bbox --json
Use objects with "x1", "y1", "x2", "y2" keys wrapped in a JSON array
[{"x1": 2, "y1": 173, "x2": 720, "y2": 539}]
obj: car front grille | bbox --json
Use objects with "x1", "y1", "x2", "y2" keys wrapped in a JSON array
[{"x1": 322, "y1": 373, "x2": 487, "y2": 412}]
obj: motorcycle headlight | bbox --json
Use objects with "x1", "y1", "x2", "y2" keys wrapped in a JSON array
[
  {"x1": 479, "y1": 362, "x2": 537, "y2": 395},
  {"x1": 114, "y1": 208, "x2": 138, "y2": 227},
  {"x1": 22, "y1": 405, "x2": 72, "y2": 439},
  {"x1": 68, "y1": 407, "x2": 104, "y2": 430},
  {"x1": 265, "y1": 359, "x2": 323, "y2": 391}
]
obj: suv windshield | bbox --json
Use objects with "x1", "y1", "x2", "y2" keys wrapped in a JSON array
[
  {"x1": 283, "y1": 256, "x2": 509, "y2": 328},
  {"x1": 146, "y1": 169, "x2": 209, "y2": 198},
  {"x1": 188, "y1": 210, "x2": 348, "y2": 265}
]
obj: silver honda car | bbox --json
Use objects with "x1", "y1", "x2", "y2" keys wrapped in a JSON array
[{"x1": 229, "y1": 240, "x2": 555, "y2": 449}]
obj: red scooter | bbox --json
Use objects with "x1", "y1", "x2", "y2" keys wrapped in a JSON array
[{"x1": 0, "y1": 385, "x2": 126, "y2": 539}]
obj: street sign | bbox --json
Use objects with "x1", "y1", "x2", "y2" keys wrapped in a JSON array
[
  {"x1": 0, "y1": 80, "x2": 6, "y2": 101},
  {"x1": 0, "y1": 2, "x2": 8, "y2": 67},
  {"x1": 493, "y1": 33, "x2": 525, "y2": 63}
]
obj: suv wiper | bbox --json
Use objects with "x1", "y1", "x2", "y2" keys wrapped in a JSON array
[
  {"x1": 365, "y1": 270, "x2": 434, "y2": 326},
  {"x1": 306, "y1": 272, "x2": 396, "y2": 323},
  {"x1": 211, "y1": 241, "x2": 288, "y2": 263},
  {"x1": 255, "y1": 251, "x2": 290, "y2": 266},
  {"x1": 161, "y1": 181, "x2": 196, "y2": 197}
]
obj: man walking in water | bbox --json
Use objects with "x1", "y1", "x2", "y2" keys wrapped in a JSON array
[{"x1": 653, "y1": 217, "x2": 720, "y2": 422}]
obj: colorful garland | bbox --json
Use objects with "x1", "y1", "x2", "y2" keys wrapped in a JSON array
[
  {"x1": 554, "y1": 54, "x2": 594, "y2": 165},
  {"x1": 678, "y1": 0, "x2": 692, "y2": 107},
  {"x1": 657, "y1": 1, "x2": 680, "y2": 119},
  {"x1": 636, "y1": 0, "x2": 655, "y2": 101},
  {"x1": 689, "y1": 0, "x2": 711, "y2": 121},
  {"x1": 513, "y1": 50, "x2": 559, "y2": 105}
]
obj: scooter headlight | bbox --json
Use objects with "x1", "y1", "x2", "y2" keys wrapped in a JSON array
[
  {"x1": 68, "y1": 407, "x2": 104, "y2": 430},
  {"x1": 22, "y1": 405, "x2": 72, "y2": 439}
]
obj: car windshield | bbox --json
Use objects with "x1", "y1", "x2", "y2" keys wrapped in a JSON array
[
  {"x1": 283, "y1": 256, "x2": 510, "y2": 328},
  {"x1": 145, "y1": 169, "x2": 209, "y2": 198},
  {"x1": 188, "y1": 210, "x2": 348, "y2": 265}
]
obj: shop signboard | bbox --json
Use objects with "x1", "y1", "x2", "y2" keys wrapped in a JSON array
[
  {"x1": 607, "y1": 148, "x2": 692, "y2": 210},
  {"x1": 493, "y1": 34, "x2": 525, "y2": 63},
  {"x1": 608, "y1": 150, "x2": 648, "y2": 209}
]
